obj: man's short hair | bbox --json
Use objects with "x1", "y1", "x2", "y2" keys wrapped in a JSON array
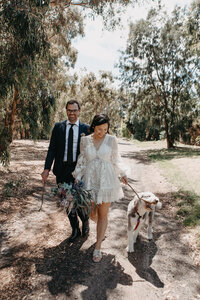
[{"x1": 66, "y1": 100, "x2": 81, "y2": 110}]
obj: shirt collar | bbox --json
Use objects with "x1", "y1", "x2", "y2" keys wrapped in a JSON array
[{"x1": 66, "y1": 119, "x2": 79, "y2": 126}]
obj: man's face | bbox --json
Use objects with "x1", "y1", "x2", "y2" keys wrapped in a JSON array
[{"x1": 66, "y1": 103, "x2": 80, "y2": 123}]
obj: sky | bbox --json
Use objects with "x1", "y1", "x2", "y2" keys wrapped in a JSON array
[{"x1": 71, "y1": 0, "x2": 193, "y2": 81}]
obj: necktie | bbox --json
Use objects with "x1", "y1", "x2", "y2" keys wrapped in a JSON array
[{"x1": 67, "y1": 124, "x2": 74, "y2": 164}]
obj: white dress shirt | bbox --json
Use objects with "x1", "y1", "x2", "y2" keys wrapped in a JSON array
[{"x1": 63, "y1": 120, "x2": 79, "y2": 162}]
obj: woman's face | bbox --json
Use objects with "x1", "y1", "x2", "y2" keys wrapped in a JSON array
[{"x1": 93, "y1": 123, "x2": 108, "y2": 139}]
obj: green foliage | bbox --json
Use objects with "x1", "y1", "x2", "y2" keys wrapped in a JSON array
[
  {"x1": 3, "y1": 178, "x2": 26, "y2": 198},
  {"x1": 78, "y1": 71, "x2": 122, "y2": 131},
  {"x1": 0, "y1": 1, "x2": 84, "y2": 164},
  {"x1": 0, "y1": 148, "x2": 10, "y2": 167},
  {"x1": 122, "y1": 124, "x2": 131, "y2": 138},
  {"x1": 127, "y1": 115, "x2": 160, "y2": 141},
  {"x1": 0, "y1": 2, "x2": 49, "y2": 97},
  {"x1": 52, "y1": 181, "x2": 94, "y2": 218},
  {"x1": 195, "y1": 136, "x2": 200, "y2": 145},
  {"x1": 186, "y1": 0, "x2": 200, "y2": 54},
  {"x1": 172, "y1": 190, "x2": 200, "y2": 227},
  {"x1": 118, "y1": 4, "x2": 200, "y2": 148},
  {"x1": 33, "y1": 0, "x2": 145, "y2": 30}
]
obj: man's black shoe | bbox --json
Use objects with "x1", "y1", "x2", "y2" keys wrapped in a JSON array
[
  {"x1": 82, "y1": 221, "x2": 89, "y2": 237},
  {"x1": 68, "y1": 228, "x2": 81, "y2": 242}
]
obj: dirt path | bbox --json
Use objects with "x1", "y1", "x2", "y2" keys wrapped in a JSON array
[{"x1": 0, "y1": 139, "x2": 199, "y2": 300}]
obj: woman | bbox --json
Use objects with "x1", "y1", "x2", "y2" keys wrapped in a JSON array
[{"x1": 73, "y1": 114, "x2": 128, "y2": 262}]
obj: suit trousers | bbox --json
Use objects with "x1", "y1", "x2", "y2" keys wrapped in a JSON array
[{"x1": 56, "y1": 162, "x2": 88, "y2": 230}]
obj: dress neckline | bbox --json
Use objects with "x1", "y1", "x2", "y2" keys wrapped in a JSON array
[{"x1": 91, "y1": 134, "x2": 107, "y2": 151}]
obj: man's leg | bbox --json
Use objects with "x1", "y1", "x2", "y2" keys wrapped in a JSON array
[
  {"x1": 57, "y1": 163, "x2": 81, "y2": 242},
  {"x1": 77, "y1": 209, "x2": 89, "y2": 237},
  {"x1": 67, "y1": 207, "x2": 81, "y2": 242}
]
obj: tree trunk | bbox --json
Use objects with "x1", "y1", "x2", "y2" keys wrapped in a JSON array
[
  {"x1": 164, "y1": 116, "x2": 174, "y2": 149},
  {"x1": 10, "y1": 86, "x2": 19, "y2": 141},
  {"x1": 166, "y1": 135, "x2": 174, "y2": 149},
  {"x1": 163, "y1": 96, "x2": 174, "y2": 149},
  {"x1": 0, "y1": 86, "x2": 19, "y2": 154}
]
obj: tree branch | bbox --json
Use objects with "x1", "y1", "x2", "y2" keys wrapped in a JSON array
[
  {"x1": 50, "y1": 0, "x2": 91, "y2": 9},
  {"x1": 150, "y1": 73, "x2": 161, "y2": 106}
]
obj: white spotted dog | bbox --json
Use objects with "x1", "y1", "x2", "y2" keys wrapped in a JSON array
[{"x1": 127, "y1": 192, "x2": 162, "y2": 253}]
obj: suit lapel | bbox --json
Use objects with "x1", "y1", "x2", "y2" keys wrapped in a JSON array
[
  {"x1": 77, "y1": 121, "x2": 83, "y2": 160},
  {"x1": 62, "y1": 120, "x2": 67, "y2": 156}
]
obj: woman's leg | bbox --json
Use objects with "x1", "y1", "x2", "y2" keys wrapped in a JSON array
[
  {"x1": 95, "y1": 202, "x2": 111, "y2": 250},
  {"x1": 89, "y1": 202, "x2": 98, "y2": 223}
]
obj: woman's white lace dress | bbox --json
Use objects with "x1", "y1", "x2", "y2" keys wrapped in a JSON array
[{"x1": 72, "y1": 134, "x2": 126, "y2": 204}]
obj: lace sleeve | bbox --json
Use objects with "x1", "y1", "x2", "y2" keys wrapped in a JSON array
[
  {"x1": 72, "y1": 137, "x2": 87, "y2": 181},
  {"x1": 111, "y1": 136, "x2": 127, "y2": 178}
]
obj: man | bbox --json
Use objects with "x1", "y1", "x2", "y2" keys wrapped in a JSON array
[{"x1": 41, "y1": 99, "x2": 90, "y2": 242}]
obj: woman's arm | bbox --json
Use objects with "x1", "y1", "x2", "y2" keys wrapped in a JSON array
[
  {"x1": 111, "y1": 136, "x2": 128, "y2": 184},
  {"x1": 72, "y1": 137, "x2": 87, "y2": 181}
]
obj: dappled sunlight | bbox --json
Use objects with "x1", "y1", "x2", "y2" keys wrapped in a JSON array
[
  {"x1": 34, "y1": 241, "x2": 133, "y2": 298},
  {"x1": 0, "y1": 140, "x2": 199, "y2": 299}
]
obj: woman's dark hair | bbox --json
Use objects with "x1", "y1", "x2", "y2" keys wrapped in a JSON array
[{"x1": 90, "y1": 114, "x2": 110, "y2": 133}]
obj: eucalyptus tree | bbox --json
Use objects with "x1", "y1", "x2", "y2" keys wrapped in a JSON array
[
  {"x1": 186, "y1": 0, "x2": 200, "y2": 123},
  {"x1": 119, "y1": 6, "x2": 199, "y2": 148},
  {"x1": 35, "y1": 0, "x2": 154, "y2": 29},
  {"x1": 0, "y1": 0, "x2": 84, "y2": 164},
  {"x1": 186, "y1": 0, "x2": 200, "y2": 53},
  {"x1": 0, "y1": 0, "x2": 153, "y2": 165},
  {"x1": 125, "y1": 89, "x2": 162, "y2": 141},
  {"x1": 79, "y1": 71, "x2": 121, "y2": 132}
]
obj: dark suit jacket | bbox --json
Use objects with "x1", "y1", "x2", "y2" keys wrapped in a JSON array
[{"x1": 44, "y1": 120, "x2": 90, "y2": 176}]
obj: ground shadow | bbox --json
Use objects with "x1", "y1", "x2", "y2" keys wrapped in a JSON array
[
  {"x1": 128, "y1": 236, "x2": 164, "y2": 288},
  {"x1": 146, "y1": 147, "x2": 200, "y2": 161},
  {"x1": 121, "y1": 150, "x2": 151, "y2": 165},
  {"x1": 0, "y1": 242, "x2": 28, "y2": 269},
  {"x1": 121, "y1": 146, "x2": 200, "y2": 164},
  {"x1": 118, "y1": 141, "x2": 133, "y2": 146},
  {"x1": 35, "y1": 238, "x2": 133, "y2": 299},
  {"x1": 10, "y1": 140, "x2": 48, "y2": 162},
  {"x1": 112, "y1": 189, "x2": 198, "y2": 289}
]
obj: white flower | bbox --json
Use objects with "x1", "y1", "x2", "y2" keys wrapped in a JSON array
[{"x1": 80, "y1": 133, "x2": 86, "y2": 137}]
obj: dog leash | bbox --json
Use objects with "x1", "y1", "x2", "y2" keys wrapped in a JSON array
[
  {"x1": 127, "y1": 182, "x2": 154, "y2": 204},
  {"x1": 127, "y1": 183, "x2": 142, "y2": 201}
]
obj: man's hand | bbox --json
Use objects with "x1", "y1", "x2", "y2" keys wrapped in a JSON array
[
  {"x1": 120, "y1": 176, "x2": 128, "y2": 185},
  {"x1": 41, "y1": 169, "x2": 49, "y2": 182}
]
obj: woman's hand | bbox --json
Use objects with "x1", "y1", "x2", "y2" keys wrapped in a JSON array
[{"x1": 120, "y1": 176, "x2": 128, "y2": 185}]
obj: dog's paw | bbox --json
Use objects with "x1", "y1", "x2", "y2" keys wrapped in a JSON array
[
  {"x1": 126, "y1": 245, "x2": 134, "y2": 253},
  {"x1": 156, "y1": 202, "x2": 162, "y2": 209},
  {"x1": 147, "y1": 233, "x2": 153, "y2": 240}
]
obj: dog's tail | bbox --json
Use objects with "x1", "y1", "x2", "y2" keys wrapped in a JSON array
[{"x1": 156, "y1": 201, "x2": 162, "y2": 209}]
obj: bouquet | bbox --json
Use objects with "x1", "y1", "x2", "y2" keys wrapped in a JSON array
[{"x1": 52, "y1": 181, "x2": 94, "y2": 217}]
